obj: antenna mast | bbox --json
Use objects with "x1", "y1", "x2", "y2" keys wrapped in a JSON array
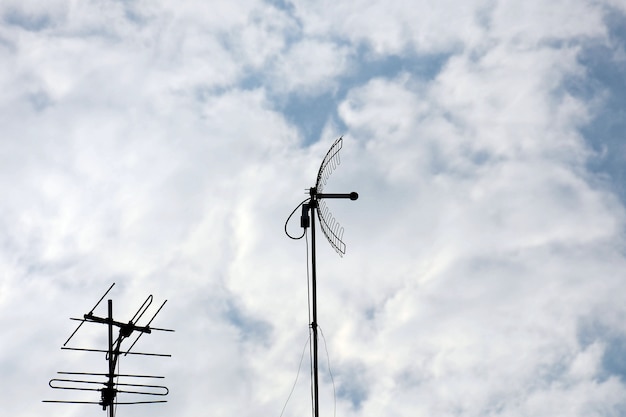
[
  {"x1": 44, "y1": 283, "x2": 174, "y2": 417},
  {"x1": 287, "y1": 136, "x2": 358, "y2": 417}
]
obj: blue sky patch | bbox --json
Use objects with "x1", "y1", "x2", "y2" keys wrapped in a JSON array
[
  {"x1": 3, "y1": 8, "x2": 51, "y2": 32},
  {"x1": 602, "y1": 334, "x2": 626, "y2": 383},
  {"x1": 222, "y1": 298, "x2": 273, "y2": 344},
  {"x1": 578, "y1": 319, "x2": 626, "y2": 383},
  {"x1": 276, "y1": 50, "x2": 450, "y2": 144},
  {"x1": 335, "y1": 362, "x2": 369, "y2": 410},
  {"x1": 576, "y1": 8, "x2": 626, "y2": 203}
]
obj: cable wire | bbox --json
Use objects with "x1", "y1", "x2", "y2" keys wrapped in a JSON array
[
  {"x1": 305, "y1": 229, "x2": 315, "y2": 417},
  {"x1": 305, "y1": 229, "x2": 312, "y2": 327},
  {"x1": 285, "y1": 198, "x2": 311, "y2": 240},
  {"x1": 114, "y1": 356, "x2": 120, "y2": 417}
]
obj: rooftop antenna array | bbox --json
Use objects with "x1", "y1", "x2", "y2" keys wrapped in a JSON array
[
  {"x1": 285, "y1": 136, "x2": 358, "y2": 417},
  {"x1": 44, "y1": 283, "x2": 174, "y2": 417}
]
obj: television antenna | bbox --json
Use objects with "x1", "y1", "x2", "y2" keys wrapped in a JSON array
[
  {"x1": 43, "y1": 283, "x2": 174, "y2": 417},
  {"x1": 285, "y1": 136, "x2": 358, "y2": 417}
]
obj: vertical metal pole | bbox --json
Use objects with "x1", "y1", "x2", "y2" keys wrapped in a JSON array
[
  {"x1": 310, "y1": 200, "x2": 319, "y2": 417},
  {"x1": 107, "y1": 300, "x2": 115, "y2": 417}
]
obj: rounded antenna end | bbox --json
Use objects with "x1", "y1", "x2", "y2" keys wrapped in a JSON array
[{"x1": 350, "y1": 192, "x2": 359, "y2": 201}]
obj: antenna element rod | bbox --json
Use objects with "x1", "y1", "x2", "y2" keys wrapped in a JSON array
[{"x1": 317, "y1": 192, "x2": 359, "y2": 200}]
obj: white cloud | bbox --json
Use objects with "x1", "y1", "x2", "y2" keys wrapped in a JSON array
[
  {"x1": 269, "y1": 39, "x2": 352, "y2": 95},
  {"x1": 1, "y1": 1, "x2": 626, "y2": 417},
  {"x1": 490, "y1": 0, "x2": 607, "y2": 46},
  {"x1": 290, "y1": 0, "x2": 490, "y2": 54}
]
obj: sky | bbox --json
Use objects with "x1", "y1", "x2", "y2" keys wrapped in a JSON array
[{"x1": 1, "y1": 1, "x2": 626, "y2": 416}]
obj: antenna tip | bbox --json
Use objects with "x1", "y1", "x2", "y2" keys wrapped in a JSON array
[{"x1": 350, "y1": 192, "x2": 359, "y2": 201}]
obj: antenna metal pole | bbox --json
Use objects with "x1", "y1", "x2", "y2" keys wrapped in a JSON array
[
  {"x1": 309, "y1": 192, "x2": 320, "y2": 417},
  {"x1": 288, "y1": 137, "x2": 358, "y2": 417},
  {"x1": 107, "y1": 299, "x2": 115, "y2": 417},
  {"x1": 307, "y1": 186, "x2": 357, "y2": 417}
]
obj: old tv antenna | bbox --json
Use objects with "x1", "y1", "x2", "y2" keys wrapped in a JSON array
[
  {"x1": 285, "y1": 136, "x2": 358, "y2": 417},
  {"x1": 43, "y1": 283, "x2": 174, "y2": 417}
]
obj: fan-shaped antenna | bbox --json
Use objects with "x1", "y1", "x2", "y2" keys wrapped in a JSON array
[
  {"x1": 44, "y1": 284, "x2": 174, "y2": 417},
  {"x1": 312, "y1": 136, "x2": 357, "y2": 255},
  {"x1": 284, "y1": 136, "x2": 358, "y2": 417},
  {"x1": 317, "y1": 199, "x2": 345, "y2": 255},
  {"x1": 315, "y1": 136, "x2": 343, "y2": 193}
]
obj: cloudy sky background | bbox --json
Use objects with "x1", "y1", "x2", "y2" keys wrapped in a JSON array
[{"x1": 2, "y1": 0, "x2": 626, "y2": 416}]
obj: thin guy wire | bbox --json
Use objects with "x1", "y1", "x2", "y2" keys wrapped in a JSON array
[
  {"x1": 319, "y1": 326, "x2": 337, "y2": 417},
  {"x1": 279, "y1": 334, "x2": 312, "y2": 417}
]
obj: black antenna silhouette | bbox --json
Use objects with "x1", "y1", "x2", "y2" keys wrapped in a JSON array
[
  {"x1": 44, "y1": 283, "x2": 174, "y2": 417},
  {"x1": 285, "y1": 136, "x2": 358, "y2": 417}
]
